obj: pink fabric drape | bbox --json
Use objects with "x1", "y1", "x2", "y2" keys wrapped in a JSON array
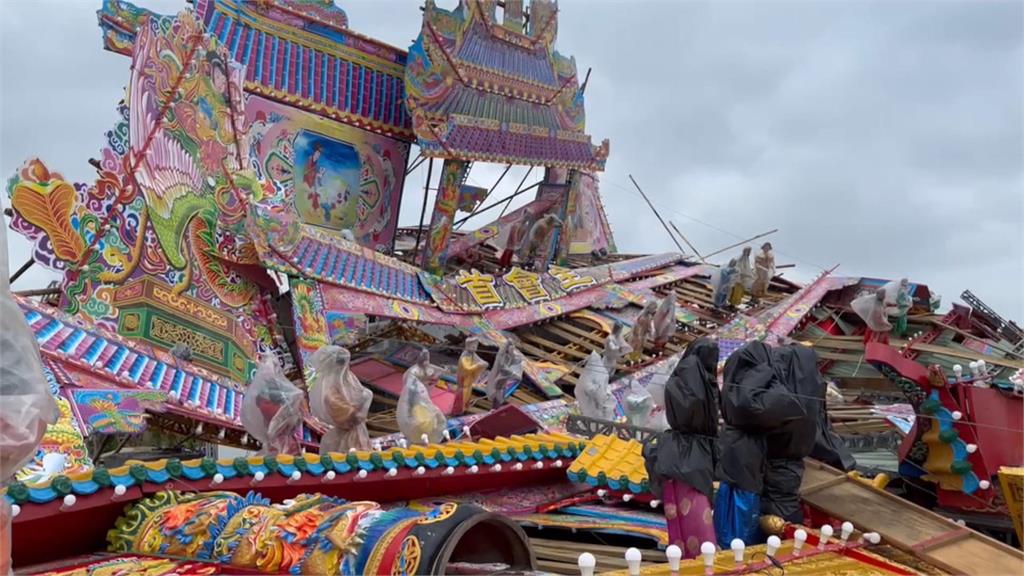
[{"x1": 662, "y1": 478, "x2": 716, "y2": 559}]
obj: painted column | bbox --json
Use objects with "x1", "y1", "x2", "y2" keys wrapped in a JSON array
[{"x1": 420, "y1": 158, "x2": 470, "y2": 273}]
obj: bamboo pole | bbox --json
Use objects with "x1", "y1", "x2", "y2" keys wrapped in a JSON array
[
  {"x1": 412, "y1": 158, "x2": 434, "y2": 256},
  {"x1": 628, "y1": 175, "x2": 686, "y2": 254},
  {"x1": 703, "y1": 229, "x2": 778, "y2": 260},
  {"x1": 669, "y1": 221, "x2": 704, "y2": 262}
]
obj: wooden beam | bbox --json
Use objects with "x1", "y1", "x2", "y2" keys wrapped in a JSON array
[
  {"x1": 628, "y1": 175, "x2": 686, "y2": 254},
  {"x1": 412, "y1": 158, "x2": 435, "y2": 256}
]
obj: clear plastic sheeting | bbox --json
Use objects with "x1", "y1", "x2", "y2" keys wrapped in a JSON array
[
  {"x1": 623, "y1": 379, "x2": 654, "y2": 427},
  {"x1": 736, "y1": 247, "x2": 755, "y2": 290},
  {"x1": 851, "y1": 288, "x2": 893, "y2": 332},
  {"x1": 486, "y1": 341, "x2": 524, "y2": 408},
  {"x1": 601, "y1": 322, "x2": 632, "y2": 376},
  {"x1": 398, "y1": 353, "x2": 448, "y2": 445},
  {"x1": 574, "y1": 352, "x2": 616, "y2": 421},
  {"x1": 712, "y1": 259, "x2": 738, "y2": 308},
  {"x1": 240, "y1": 355, "x2": 305, "y2": 455},
  {"x1": 308, "y1": 345, "x2": 372, "y2": 453},
  {"x1": 1, "y1": 224, "x2": 58, "y2": 575},
  {"x1": 652, "y1": 294, "x2": 677, "y2": 347},
  {"x1": 629, "y1": 301, "x2": 658, "y2": 355}
]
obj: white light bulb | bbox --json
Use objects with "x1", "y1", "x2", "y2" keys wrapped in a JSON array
[
  {"x1": 323, "y1": 471, "x2": 336, "y2": 481},
  {"x1": 866, "y1": 532, "x2": 881, "y2": 544},
  {"x1": 513, "y1": 462, "x2": 523, "y2": 471},
  {"x1": 951, "y1": 411, "x2": 962, "y2": 421},
  {"x1": 253, "y1": 471, "x2": 265, "y2": 483},
  {"x1": 415, "y1": 466, "x2": 426, "y2": 475},
  {"x1": 766, "y1": 535, "x2": 781, "y2": 557},
  {"x1": 819, "y1": 524, "x2": 834, "y2": 549},
  {"x1": 700, "y1": 542, "x2": 716, "y2": 569},
  {"x1": 212, "y1": 473, "x2": 224, "y2": 485},
  {"x1": 665, "y1": 544, "x2": 682, "y2": 572},
  {"x1": 578, "y1": 552, "x2": 596, "y2": 576},
  {"x1": 794, "y1": 529, "x2": 808, "y2": 555},
  {"x1": 444, "y1": 466, "x2": 455, "y2": 475},
  {"x1": 840, "y1": 521, "x2": 854, "y2": 544},
  {"x1": 468, "y1": 465, "x2": 479, "y2": 474},
  {"x1": 622, "y1": 494, "x2": 633, "y2": 502},
  {"x1": 10, "y1": 505, "x2": 20, "y2": 518},
  {"x1": 357, "y1": 469, "x2": 368, "y2": 479},
  {"x1": 650, "y1": 499, "x2": 661, "y2": 509},
  {"x1": 979, "y1": 480, "x2": 991, "y2": 490},
  {"x1": 289, "y1": 470, "x2": 301, "y2": 482},
  {"x1": 61, "y1": 494, "x2": 77, "y2": 510},
  {"x1": 624, "y1": 547, "x2": 642, "y2": 576},
  {"x1": 491, "y1": 464, "x2": 502, "y2": 472},
  {"x1": 387, "y1": 467, "x2": 398, "y2": 477},
  {"x1": 730, "y1": 539, "x2": 745, "y2": 565},
  {"x1": 113, "y1": 484, "x2": 127, "y2": 497},
  {"x1": 966, "y1": 443, "x2": 978, "y2": 453}
]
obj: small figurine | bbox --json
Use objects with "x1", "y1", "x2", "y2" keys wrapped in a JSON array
[
  {"x1": 883, "y1": 278, "x2": 912, "y2": 337},
  {"x1": 169, "y1": 342, "x2": 193, "y2": 363},
  {"x1": 397, "y1": 358, "x2": 448, "y2": 445},
  {"x1": 629, "y1": 301, "x2": 658, "y2": 361},
  {"x1": 652, "y1": 293, "x2": 678, "y2": 350},
  {"x1": 521, "y1": 214, "x2": 563, "y2": 269},
  {"x1": 851, "y1": 288, "x2": 893, "y2": 344},
  {"x1": 409, "y1": 348, "x2": 443, "y2": 388},
  {"x1": 601, "y1": 321, "x2": 633, "y2": 377},
  {"x1": 454, "y1": 337, "x2": 488, "y2": 415},
  {"x1": 308, "y1": 345, "x2": 373, "y2": 453},
  {"x1": 623, "y1": 379, "x2": 654, "y2": 427},
  {"x1": 713, "y1": 259, "x2": 739, "y2": 309},
  {"x1": 499, "y1": 213, "x2": 531, "y2": 269},
  {"x1": 240, "y1": 354, "x2": 305, "y2": 455},
  {"x1": 486, "y1": 341, "x2": 524, "y2": 408},
  {"x1": 575, "y1": 352, "x2": 616, "y2": 421},
  {"x1": 729, "y1": 246, "x2": 754, "y2": 307},
  {"x1": 752, "y1": 242, "x2": 775, "y2": 298}
]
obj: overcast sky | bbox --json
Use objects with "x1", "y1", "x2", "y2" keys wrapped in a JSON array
[{"x1": 2, "y1": 0, "x2": 1021, "y2": 320}]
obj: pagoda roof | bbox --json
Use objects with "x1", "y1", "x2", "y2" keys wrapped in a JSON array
[{"x1": 405, "y1": 0, "x2": 609, "y2": 169}]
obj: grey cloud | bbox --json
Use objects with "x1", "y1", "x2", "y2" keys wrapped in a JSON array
[{"x1": 1, "y1": 0, "x2": 1021, "y2": 320}]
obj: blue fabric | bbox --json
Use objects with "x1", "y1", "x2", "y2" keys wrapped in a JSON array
[{"x1": 713, "y1": 482, "x2": 761, "y2": 548}]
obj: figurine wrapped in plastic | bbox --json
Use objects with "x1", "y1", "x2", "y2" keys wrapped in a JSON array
[
  {"x1": 241, "y1": 355, "x2": 305, "y2": 455},
  {"x1": 851, "y1": 288, "x2": 892, "y2": 344},
  {"x1": 575, "y1": 352, "x2": 616, "y2": 421},
  {"x1": 712, "y1": 259, "x2": 738, "y2": 309},
  {"x1": 752, "y1": 242, "x2": 775, "y2": 298},
  {"x1": 522, "y1": 214, "x2": 563, "y2": 269},
  {"x1": 601, "y1": 321, "x2": 633, "y2": 377},
  {"x1": 0, "y1": 224, "x2": 59, "y2": 574},
  {"x1": 623, "y1": 379, "x2": 654, "y2": 427},
  {"x1": 652, "y1": 293, "x2": 678, "y2": 350},
  {"x1": 629, "y1": 301, "x2": 658, "y2": 361},
  {"x1": 398, "y1": 363, "x2": 447, "y2": 445},
  {"x1": 499, "y1": 213, "x2": 531, "y2": 269},
  {"x1": 486, "y1": 341, "x2": 524, "y2": 408},
  {"x1": 308, "y1": 345, "x2": 373, "y2": 453},
  {"x1": 729, "y1": 247, "x2": 754, "y2": 306},
  {"x1": 410, "y1": 348, "x2": 444, "y2": 389},
  {"x1": 455, "y1": 337, "x2": 489, "y2": 415},
  {"x1": 883, "y1": 278, "x2": 912, "y2": 337}
]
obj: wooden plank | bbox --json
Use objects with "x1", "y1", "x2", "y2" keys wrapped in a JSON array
[
  {"x1": 520, "y1": 333, "x2": 590, "y2": 360},
  {"x1": 800, "y1": 459, "x2": 1024, "y2": 575}
]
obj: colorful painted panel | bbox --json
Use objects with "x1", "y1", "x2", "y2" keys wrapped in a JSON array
[
  {"x1": 26, "y1": 553, "x2": 259, "y2": 575},
  {"x1": 7, "y1": 9, "x2": 274, "y2": 352},
  {"x1": 446, "y1": 196, "x2": 559, "y2": 260},
  {"x1": 66, "y1": 389, "x2": 167, "y2": 435},
  {"x1": 565, "y1": 173, "x2": 616, "y2": 254},
  {"x1": 762, "y1": 273, "x2": 856, "y2": 339},
  {"x1": 319, "y1": 281, "x2": 476, "y2": 329},
  {"x1": 405, "y1": 0, "x2": 609, "y2": 169},
  {"x1": 420, "y1": 159, "x2": 470, "y2": 272},
  {"x1": 247, "y1": 96, "x2": 410, "y2": 251},
  {"x1": 15, "y1": 366, "x2": 93, "y2": 484},
  {"x1": 98, "y1": 0, "x2": 414, "y2": 140}
]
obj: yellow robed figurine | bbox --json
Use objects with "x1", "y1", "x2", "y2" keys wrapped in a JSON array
[
  {"x1": 454, "y1": 337, "x2": 488, "y2": 415},
  {"x1": 398, "y1": 349, "x2": 447, "y2": 445}
]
